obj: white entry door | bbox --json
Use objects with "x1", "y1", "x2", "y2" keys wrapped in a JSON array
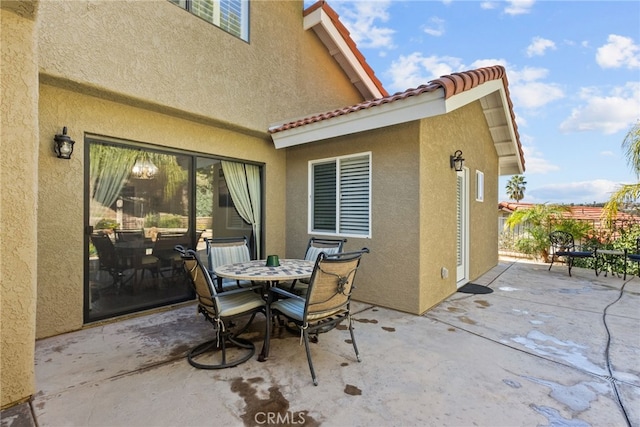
[{"x1": 456, "y1": 169, "x2": 469, "y2": 286}]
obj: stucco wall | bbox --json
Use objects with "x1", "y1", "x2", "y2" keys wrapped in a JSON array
[
  {"x1": 37, "y1": 84, "x2": 289, "y2": 338},
  {"x1": 286, "y1": 123, "x2": 422, "y2": 314},
  {"x1": 34, "y1": 0, "x2": 366, "y2": 338},
  {"x1": 418, "y1": 101, "x2": 500, "y2": 313},
  {"x1": 285, "y1": 101, "x2": 500, "y2": 315},
  {"x1": 1, "y1": 2, "x2": 39, "y2": 409},
  {"x1": 37, "y1": 0, "x2": 362, "y2": 134}
]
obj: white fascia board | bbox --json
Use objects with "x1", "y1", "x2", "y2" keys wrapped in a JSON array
[
  {"x1": 272, "y1": 89, "x2": 445, "y2": 149},
  {"x1": 443, "y1": 80, "x2": 503, "y2": 112},
  {"x1": 445, "y1": 80, "x2": 524, "y2": 175},
  {"x1": 303, "y1": 7, "x2": 384, "y2": 100}
]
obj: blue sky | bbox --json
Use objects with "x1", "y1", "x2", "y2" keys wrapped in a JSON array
[{"x1": 305, "y1": 0, "x2": 640, "y2": 204}]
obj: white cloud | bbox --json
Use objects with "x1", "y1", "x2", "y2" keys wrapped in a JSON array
[
  {"x1": 386, "y1": 53, "x2": 464, "y2": 91},
  {"x1": 527, "y1": 180, "x2": 621, "y2": 204},
  {"x1": 504, "y1": 0, "x2": 536, "y2": 15},
  {"x1": 332, "y1": 1, "x2": 395, "y2": 50},
  {"x1": 387, "y1": 56, "x2": 565, "y2": 112},
  {"x1": 601, "y1": 151, "x2": 615, "y2": 157},
  {"x1": 559, "y1": 82, "x2": 640, "y2": 134},
  {"x1": 526, "y1": 37, "x2": 556, "y2": 57},
  {"x1": 423, "y1": 17, "x2": 445, "y2": 37},
  {"x1": 505, "y1": 66, "x2": 565, "y2": 109},
  {"x1": 596, "y1": 34, "x2": 640, "y2": 69},
  {"x1": 521, "y1": 144, "x2": 560, "y2": 174},
  {"x1": 480, "y1": 2, "x2": 497, "y2": 10}
]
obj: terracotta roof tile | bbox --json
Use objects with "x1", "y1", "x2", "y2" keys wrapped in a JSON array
[
  {"x1": 498, "y1": 202, "x2": 639, "y2": 222},
  {"x1": 270, "y1": 66, "x2": 525, "y2": 173},
  {"x1": 271, "y1": 65, "x2": 513, "y2": 134}
]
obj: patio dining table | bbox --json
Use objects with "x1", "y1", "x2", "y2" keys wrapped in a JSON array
[
  {"x1": 214, "y1": 258, "x2": 315, "y2": 287},
  {"x1": 215, "y1": 258, "x2": 315, "y2": 362}
]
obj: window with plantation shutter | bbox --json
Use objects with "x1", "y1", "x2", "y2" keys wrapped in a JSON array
[
  {"x1": 169, "y1": 0, "x2": 249, "y2": 41},
  {"x1": 309, "y1": 153, "x2": 371, "y2": 238}
]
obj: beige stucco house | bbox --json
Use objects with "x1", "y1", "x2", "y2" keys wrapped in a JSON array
[{"x1": 1, "y1": 0, "x2": 524, "y2": 409}]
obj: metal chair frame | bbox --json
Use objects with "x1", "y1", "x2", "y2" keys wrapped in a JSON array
[
  {"x1": 178, "y1": 247, "x2": 267, "y2": 369},
  {"x1": 286, "y1": 237, "x2": 347, "y2": 294},
  {"x1": 205, "y1": 236, "x2": 252, "y2": 292},
  {"x1": 262, "y1": 248, "x2": 369, "y2": 385},
  {"x1": 548, "y1": 231, "x2": 594, "y2": 277}
]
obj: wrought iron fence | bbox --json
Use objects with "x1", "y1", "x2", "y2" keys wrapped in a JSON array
[{"x1": 499, "y1": 216, "x2": 640, "y2": 274}]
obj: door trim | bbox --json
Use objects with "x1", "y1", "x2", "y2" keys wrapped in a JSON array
[{"x1": 456, "y1": 168, "x2": 469, "y2": 287}]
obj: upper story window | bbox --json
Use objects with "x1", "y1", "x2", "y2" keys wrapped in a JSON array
[
  {"x1": 309, "y1": 153, "x2": 371, "y2": 238},
  {"x1": 170, "y1": 0, "x2": 249, "y2": 41}
]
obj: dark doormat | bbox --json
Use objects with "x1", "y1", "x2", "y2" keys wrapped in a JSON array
[{"x1": 457, "y1": 283, "x2": 494, "y2": 294}]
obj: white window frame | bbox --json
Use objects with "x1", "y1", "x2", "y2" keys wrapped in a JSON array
[
  {"x1": 476, "y1": 170, "x2": 484, "y2": 202},
  {"x1": 308, "y1": 152, "x2": 372, "y2": 238},
  {"x1": 170, "y1": 0, "x2": 249, "y2": 41}
]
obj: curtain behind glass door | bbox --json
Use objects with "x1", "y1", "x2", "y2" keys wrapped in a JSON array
[{"x1": 87, "y1": 141, "x2": 193, "y2": 322}]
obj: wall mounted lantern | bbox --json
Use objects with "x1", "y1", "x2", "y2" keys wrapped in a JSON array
[
  {"x1": 450, "y1": 150, "x2": 464, "y2": 172},
  {"x1": 53, "y1": 126, "x2": 75, "y2": 159}
]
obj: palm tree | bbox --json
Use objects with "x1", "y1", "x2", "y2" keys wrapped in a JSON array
[
  {"x1": 603, "y1": 121, "x2": 640, "y2": 221},
  {"x1": 505, "y1": 203, "x2": 592, "y2": 262},
  {"x1": 506, "y1": 175, "x2": 527, "y2": 202}
]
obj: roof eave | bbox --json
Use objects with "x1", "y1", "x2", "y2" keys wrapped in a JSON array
[
  {"x1": 303, "y1": 1, "x2": 387, "y2": 100},
  {"x1": 272, "y1": 81, "x2": 524, "y2": 177},
  {"x1": 271, "y1": 89, "x2": 445, "y2": 149}
]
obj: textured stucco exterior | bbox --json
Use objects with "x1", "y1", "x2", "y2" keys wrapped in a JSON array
[
  {"x1": 1, "y1": 1, "x2": 39, "y2": 409},
  {"x1": 286, "y1": 101, "x2": 500, "y2": 315},
  {"x1": 37, "y1": 0, "x2": 361, "y2": 133},
  {"x1": 2, "y1": 0, "x2": 366, "y2": 409},
  {"x1": 418, "y1": 101, "x2": 499, "y2": 313},
  {"x1": 33, "y1": 0, "x2": 362, "y2": 338}
]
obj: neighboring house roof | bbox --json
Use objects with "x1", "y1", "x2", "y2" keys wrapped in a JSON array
[
  {"x1": 498, "y1": 202, "x2": 639, "y2": 222},
  {"x1": 303, "y1": 1, "x2": 388, "y2": 100},
  {"x1": 270, "y1": 65, "x2": 525, "y2": 175}
]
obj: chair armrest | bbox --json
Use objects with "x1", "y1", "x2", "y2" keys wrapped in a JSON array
[{"x1": 270, "y1": 286, "x2": 305, "y2": 302}]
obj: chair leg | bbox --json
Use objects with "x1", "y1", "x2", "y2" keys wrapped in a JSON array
[
  {"x1": 567, "y1": 257, "x2": 573, "y2": 277},
  {"x1": 188, "y1": 313, "x2": 260, "y2": 370},
  {"x1": 548, "y1": 256, "x2": 554, "y2": 271},
  {"x1": 348, "y1": 317, "x2": 361, "y2": 362},
  {"x1": 302, "y1": 329, "x2": 318, "y2": 386},
  {"x1": 188, "y1": 335, "x2": 255, "y2": 370}
]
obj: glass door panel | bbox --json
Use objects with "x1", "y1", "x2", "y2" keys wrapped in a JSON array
[
  {"x1": 195, "y1": 158, "x2": 253, "y2": 257},
  {"x1": 87, "y1": 141, "x2": 194, "y2": 322}
]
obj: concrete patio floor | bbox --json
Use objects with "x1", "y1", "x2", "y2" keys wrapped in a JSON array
[{"x1": 2, "y1": 258, "x2": 639, "y2": 427}]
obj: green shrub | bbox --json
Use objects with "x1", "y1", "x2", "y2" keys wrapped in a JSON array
[
  {"x1": 95, "y1": 218, "x2": 119, "y2": 230},
  {"x1": 144, "y1": 212, "x2": 183, "y2": 228}
]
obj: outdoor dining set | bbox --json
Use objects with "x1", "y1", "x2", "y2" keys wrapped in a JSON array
[
  {"x1": 548, "y1": 230, "x2": 640, "y2": 279},
  {"x1": 174, "y1": 236, "x2": 370, "y2": 386}
]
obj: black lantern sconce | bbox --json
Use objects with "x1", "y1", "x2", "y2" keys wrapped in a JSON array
[
  {"x1": 53, "y1": 127, "x2": 75, "y2": 159},
  {"x1": 450, "y1": 150, "x2": 464, "y2": 172}
]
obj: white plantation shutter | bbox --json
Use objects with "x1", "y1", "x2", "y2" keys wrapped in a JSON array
[
  {"x1": 339, "y1": 155, "x2": 370, "y2": 235},
  {"x1": 170, "y1": 0, "x2": 248, "y2": 41},
  {"x1": 310, "y1": 153, "x2": 371, "y2": 237}
]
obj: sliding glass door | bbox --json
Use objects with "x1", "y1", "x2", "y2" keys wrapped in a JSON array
[{"x1": 86, "y1": 137, "x2": 259, "y2": 322}]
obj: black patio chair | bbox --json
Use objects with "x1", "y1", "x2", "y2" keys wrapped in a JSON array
[
  {"x1": 262, "y1": 248, "x2": 369, "y2": 385},
  {"x1": 178, "y1": 247, "x2": 267, "y2": 369},
  {"x1": 280, "y1": 237, "x2": 347, "y2": 295},
  {"x1": 548, "y1": 231, "x2": 594, "y2": 277},
  {"x1": 90, "y1": 233, "x2": 130, "y2": 291}
]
